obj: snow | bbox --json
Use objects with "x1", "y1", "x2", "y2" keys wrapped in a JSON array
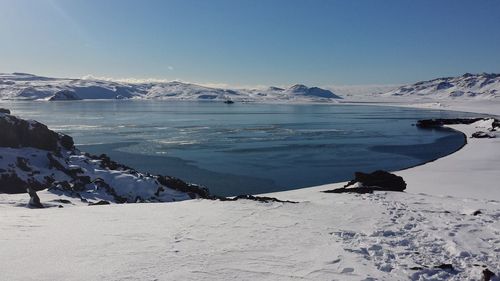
[
  {"x1": 396, "y1": 119, "x2": 500, "y2": 200},
  {"x1": 0, "y1": 118, "x2": 499, "y2": 280},
  {"x1": 1, "y1": 73, "x2": 500, "y2": 280}
]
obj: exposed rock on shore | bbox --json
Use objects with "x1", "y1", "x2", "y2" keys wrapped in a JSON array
[
  {"x1": 416, "y1": 117, "x2": 500, "y2": 131},
  {"x1": 471, "y1": 131, "x2": 496, "y2": 138},
  {"x1": 323, "y1": 170, "x2": 406, "y2": 194}
]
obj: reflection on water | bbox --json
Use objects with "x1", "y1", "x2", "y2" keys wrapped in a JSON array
[{"x1": 1, "y1": 101, "x2": 480, "y2": 196}]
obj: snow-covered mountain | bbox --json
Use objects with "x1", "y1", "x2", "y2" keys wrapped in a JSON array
[
  {"x1": 0, "y1": 73, "x2": 140, "y2": 100},
  {"x1": 0, "y1": 73, "x2": 341, "y2": 102},
  {"x1": 384, "y1": 73, "x2": 500, "y2": 99},
  {"x1": 248, "y1": 84, "x2": 341, "y2": 100}
]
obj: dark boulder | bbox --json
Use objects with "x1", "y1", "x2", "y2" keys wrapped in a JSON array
[
  {"x1": 471, "y1": 131, "x2": 496, "y2": 138},
  {"x1": 0, "y1": 108, "x2": 10, "y2": 114},
  {"x1": 472, "y1": 210, "x2": 482, "y2": 216},
  {"x1": 88, "y1": 200, "x2": 110, "y2": 206},
  {"x1": 346, "y1": 170, "x2": 406, "y2": 191},
  {"x1": 27, "y1": 187, "x2": 44, "y2": 208},
  {"x1": 416, "y1": 118, "x2": 485, "y2": 128},
  {"x1": 156, "y1": 175, "x2": 210, "y2": 199},
  {"x1": 323, "y1": 170, "x2": 406, "y2": 194},
  {"x1": 482, "y1": 268, "x2": 496, "y2": 281},
  {"x1": 434, "y1": 263, "x2": 454, "y2": 271},
  {"x1": 60, "y1": 135, "x2": 74, "y2": 150},
  {"x1": 52, "y1": 198, "x2": 72, "y2": 204},
  {"x1": 218, "y1": 194, "x2": 297, "y2": 203},
  {"x1": 0, "y1": 173, "x2": 49, "y2": 194}
]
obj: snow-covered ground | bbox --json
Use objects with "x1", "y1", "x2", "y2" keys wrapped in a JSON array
[
  {"x1": 397, "y1": 119, "x2": 500, "y2": 200},
  {"x1": 1, "y1": 72, "x2": 500, "y2": 280},
  {"x1": 1, "y1": 119, "x2": 499, "y2": 280}
]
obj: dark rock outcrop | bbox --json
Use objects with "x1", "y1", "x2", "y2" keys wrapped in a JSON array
[
  {"x1": 0, "y1": 108, "x2": 10, "y2": 114},
  {"x1": 218, "y1": 194, "x2": 298, "y2": 204},
  {"x1": 471, "y1": 131, "x2": 496, "y2": 138},
  {"x1": 417, "y1": 117, "x2": 500, "y2": 133},
  {"x1": 416, "y1": 118, "x2": 485, "y2": 128},
  {"x1": 0, "y1": 111, "x2": 74, "y2": 151},
  {"x1": 88, "y1": 200, "x2": 111, "y2": 206},
  {"x1": 346, "y1": 170, "x2": 406, "y2": 191},
  {"x1": 0, "y1": 173, "x2": 50, "y2": 193},
  {"x1": 156, "y1": 175, "x2": 210, "y2": 199},
  {"x1": 27, "y1": 187, "x2": 44, "y2": 208},
  {"x1": 482, "y1": 268, "x2": 496, "y2": 281},
  {"x1": 323, "y1": 170, "x2": 406, "y2": 194},
  {"x1": 434, "y1": 263, "x2": 454, "y2": 271}
]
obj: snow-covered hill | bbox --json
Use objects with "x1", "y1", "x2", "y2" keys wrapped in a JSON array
[
  {"x1": 246, "y1": 84, "x2": 341, "y2": 101},
  {"x1": 384, "y1": 73, "x2": 500, "y2": 100},
  {"x1": 0, "y1": 73, "x2": 341, "y2": 102}
]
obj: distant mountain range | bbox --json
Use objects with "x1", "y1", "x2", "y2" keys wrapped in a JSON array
[
  {"x1": 0, "y1": 73, "x2": 341, "y2": 102},
  {"x1": 384, "y1": 73, "x2": 500, "y2": 99},
  {"x1": 1, "y1": 72, "x2": 499, "y2": 102}
]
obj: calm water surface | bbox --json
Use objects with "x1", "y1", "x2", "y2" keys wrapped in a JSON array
[{"x1": 2, "y1": 101, "x2": 480, "y2": 196}]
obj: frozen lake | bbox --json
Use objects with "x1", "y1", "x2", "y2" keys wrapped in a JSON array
[{"x1": 1, "y1": 101, "x2": 480, "y2": 196}]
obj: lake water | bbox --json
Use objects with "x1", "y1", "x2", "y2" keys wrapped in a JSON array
[{"x1": 1, "y1": 101, "x2": 480, "y2": 196}]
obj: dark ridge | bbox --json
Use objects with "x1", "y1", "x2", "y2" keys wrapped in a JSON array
[
  {"x1": 416, "y1": 118, "x2": 486, "y2": 128},
  {"x1": 217, "y1": 194, "x2": 298, "y2": 204},
  {"x1": 323, "y1": 170, "x2": 406, "y2": 194}
]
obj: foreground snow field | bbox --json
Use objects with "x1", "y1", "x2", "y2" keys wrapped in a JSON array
[{"x1": 1, "y1": 119, "x2": 499, "y2": 280}]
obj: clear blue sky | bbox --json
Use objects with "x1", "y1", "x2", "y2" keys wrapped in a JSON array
[{"x1": 1, "y1": 0, "x2": 499, "y2": 86}]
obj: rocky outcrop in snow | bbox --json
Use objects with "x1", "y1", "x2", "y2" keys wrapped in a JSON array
[
  {"x1": 416, "y1": 117, "x2": 500, "y2": 132},
  {"x1": 323, "y1": 170, "x2": 407, "y2": 194},
  {"x1": 385, "y1": 73, "x2": 500, "y2": 99},
  {"x1": 0, "y1": 109, "x2": 210, "y2": 204}
]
